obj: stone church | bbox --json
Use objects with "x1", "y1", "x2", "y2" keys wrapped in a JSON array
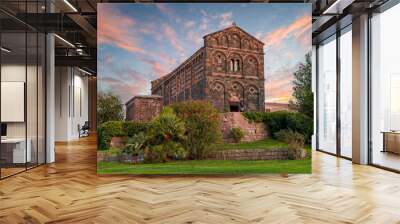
[{"x1": 151, "y1": 23, "x2": 265, "y2": 112}]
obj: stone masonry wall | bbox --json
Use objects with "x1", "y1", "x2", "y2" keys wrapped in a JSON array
[
  {"x1": 208, "y1": 149, "x2": 288, "y2": 160},
  {"x1": 126, "y1": 96, "x2": 162, "y2": 122},
  {"x1": 219, "y1": 112, "x2": 268, "y2": 143}
]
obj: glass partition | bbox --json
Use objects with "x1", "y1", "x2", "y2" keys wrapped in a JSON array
[
  {"x1": 0, "y1": 2, "x2": 46, "y2": 179},
  {"x1": 370, "y1": 3, "x2": 400, "y2": 171},
  {"x1": 317, "y1": 35, "x2": 337, "y2": 154},
  {"x1": 339, "y1": 26, "x2": 352, "y2": 158},
  {"x1": 1, "y1": 31, "x2": 28, "y2": 177}
]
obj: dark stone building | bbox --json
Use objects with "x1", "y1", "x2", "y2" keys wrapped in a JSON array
[
  {"x1": 125, "y1": 95, "x2": 162, "y2": 122},
  {"x1": 151, "y1": 23, "x2": 265, "y2": 112}
]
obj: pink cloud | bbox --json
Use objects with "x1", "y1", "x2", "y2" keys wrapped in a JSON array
[
  {"x1": 265, "y1": 67, "x2": 296, "y2": 103},
  {"x1": 184, "y1": 20, "x2": 196, "y2": 29},
  {"x1": 261, "y1": 14, "x2": 311, "y2": 48},
  {"x1": 99, "y1": 68, "x2": 150, "y2": 102},
  {"x1": 98, "y1": 5, "x2": 144, "y2": 53},
  {"x1": 187, "y1": 30, "x2": 203, "y2": 46},
  {"x1": 141, "y1": 58, "x2": 168, "y2": 78},
  {"x1": 219, "y1": 12, "x2": 233, "y2": 28},
  {"x1": 162, "y1": 24, "x2": 186, "y2": 58},
  {"x1": 157, "y1": 52, "x2": 178, "y2": 68},
  {"x1": 156, "y1": 4, "x2": 174, "y2": 16},
  {"x1": 265, "y1": 78, "x2": 294, "y2": 103}
]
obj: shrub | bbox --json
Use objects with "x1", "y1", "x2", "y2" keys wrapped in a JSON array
[
  {"x1": 172, "y1": 100, "x2": 221, "y2": 159},
  {"x1": 275, "y1": 129, "x2": 306, "y2": 160},
  {"x1": 122, "y1": 132, "x2": 148, "y2": 156},
  {"x1": 145, "y1": 107, "x2": 186, "y2": 163},
  {"x1": 243, "y1": 111, "x2": 313, "y2": 144},
  {"x1": 144, "y1": 142, "x2": 186, "y2": 163},
  {"x1": 230, "y1": 127, "x2": 245, "y2": 143},
  {"x1": 242, "y1": 111, "x2": 265, "y2": 123},
  {"x1": 97, "y1": 121, "x2": 125, "y2": 150},
  {"x1": 123, "y1": 121, "x2": 151, "y2": 137},
  {"x1": 276, "y1": 129, "x2": 304, "y2": 145}
]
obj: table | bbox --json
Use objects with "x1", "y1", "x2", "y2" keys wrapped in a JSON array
[
  {"x1": 1, "y1": 138, "x2": 31, "y2": 164},
  {"x1": 382, "y1": 131, "x2": 400, "y2": 154}
]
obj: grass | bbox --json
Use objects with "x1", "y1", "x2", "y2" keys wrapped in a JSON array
[
  {"x1": 97, "y1": 159, "x2": 311, "y2": 174},
  {"x1": 216, "y1": 138, "x2": 288, "y2": 151}
]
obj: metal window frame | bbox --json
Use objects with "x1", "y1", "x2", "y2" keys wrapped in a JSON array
[
  {"x1": 0, "y1": 0, "x2": 47, "y2": 180},
  {"x1": 315, "y1": 19, "x2": 353, "y2": 161},
  {"x1": 367, "y1": 1, "x2": 400, "y2": 173}
]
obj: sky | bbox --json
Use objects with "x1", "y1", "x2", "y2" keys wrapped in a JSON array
[{"x1": 98, "y1": 3, "x2": 311, "y2": 104}]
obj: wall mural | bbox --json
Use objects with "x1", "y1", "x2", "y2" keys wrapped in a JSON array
[{"x1": 97, "y1": 3, "x2": 312, "y2": 174}]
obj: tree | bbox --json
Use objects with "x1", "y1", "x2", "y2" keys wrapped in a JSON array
[
  {"x1": 289, "y1": 53, "x2": 313, "y2": 118},
  {"x1": 97, "y1": 92, "x2": 124, "y2": 125}
]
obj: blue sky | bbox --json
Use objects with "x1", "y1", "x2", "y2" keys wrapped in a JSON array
[{"x1": 98, "y1": 3, "x2": 311, "y2": 103}]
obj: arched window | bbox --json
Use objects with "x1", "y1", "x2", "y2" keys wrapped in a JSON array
[
  {"x1": 230, "y1": 59, "x2": 234, "y2": 72},
  {"x1": 214, "y1": 52, "x2": 227, "y2": 73},
  {"x1": 235, "y1": 59, "x2": 240, "y2": 71}
]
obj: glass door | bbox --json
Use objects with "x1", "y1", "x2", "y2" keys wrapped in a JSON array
[{"x1": 370, "y1": 3, "x2": 400, "y2": 171}]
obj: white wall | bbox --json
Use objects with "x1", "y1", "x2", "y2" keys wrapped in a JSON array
[{"x1": 55, "y1": 67, "x2": 89, "y2": 141}]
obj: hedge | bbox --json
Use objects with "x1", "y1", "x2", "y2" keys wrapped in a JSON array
[{"x1": 243, "y1": 111, "x2": 313, "y2": 144}]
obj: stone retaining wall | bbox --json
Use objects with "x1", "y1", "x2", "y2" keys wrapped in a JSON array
[
  {"x1": 208, "y1": 149, "x2": 288, "y2": 160},
  {"x1": 98, "y1": 149, "x2": 289, "y2": 162},
  {"x1": 219, "y1": 112, "x2": 268, "y2": 143},
  {"x1": 97, "y1": 152, "x2": 142, "y2": 163}
]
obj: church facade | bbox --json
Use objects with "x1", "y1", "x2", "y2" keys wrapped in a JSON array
[{"x1": 151, "y1": 23, "x2": 265, "y2": 112}]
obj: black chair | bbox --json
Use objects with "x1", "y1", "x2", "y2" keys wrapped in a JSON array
[{"x1": 79, "y1": 121, "x2": 90, "y2": 138}]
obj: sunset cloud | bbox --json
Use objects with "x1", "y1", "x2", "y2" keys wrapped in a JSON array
[
  {"x1": 265, "y1": 66, "x2": 296, "y2": 103},
  {"x1": 162, "y1": 24, "x2": 186, "y2": 59},
  {"x1": 219, "y1": 12, "x2": 233, "y2": 28},
  {"x1": 99, "y1": 67, "x2": 150, "y2": 102},
  {"x1": 184, "y1": 20, "x2": 196, "y2": 28},
  {"x1": 156, "y1": 4, "x2": 174, "y2": 17},
  {"x1": 97, "y1": 5, "x2": 144, "y2": 53},
  {"x1": 261, "y1": 14, "x2": 311, "y2": 48},
  {"x1": 141, "y1": 58, "x2": 168, "y2": 78}
]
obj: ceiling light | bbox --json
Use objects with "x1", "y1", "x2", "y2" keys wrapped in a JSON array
[
  {"x1": 323, "y1": 0, "x2": 354, "y2": 15},
  {"x1": 1, "y1": 47, "x2": 11, "y2": 53},
  {"x1": 63, "y1": 0, "x2": 78, "y2": 12},
  {"x1": 54, "y1": 34, "x2": 75, "y2": 48},
  {"x1": 78, "y1": 67, "x2": 92, "y2": 76}
]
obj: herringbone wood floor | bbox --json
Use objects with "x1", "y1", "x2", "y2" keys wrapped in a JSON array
[{"x1": 1, "y1": 136, "x2": 400, "y2": 224}]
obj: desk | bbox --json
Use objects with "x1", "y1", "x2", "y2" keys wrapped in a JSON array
[
  {"x1": 1, "y1": 138, "x2": 31, "y2": 163},
  {"x1": 382, "y1": 131, "x2": 400, "y2": 154}
]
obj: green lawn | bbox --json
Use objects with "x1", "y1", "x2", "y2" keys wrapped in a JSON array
[
  {"x1": 216, "y1": 138, "x2": 288, "y2": 151},
  {"x1": 97, "y1": 159, "x2": 311, "y2": 174}
]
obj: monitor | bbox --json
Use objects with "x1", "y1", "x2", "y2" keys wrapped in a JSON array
[{"x1": 1, "y1": 123, "x2": 7, "y2": 137}]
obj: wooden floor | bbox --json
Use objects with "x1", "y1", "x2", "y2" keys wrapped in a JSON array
[{"x1": 1, "y1": 136, "x2": 400, "y2": 224}]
